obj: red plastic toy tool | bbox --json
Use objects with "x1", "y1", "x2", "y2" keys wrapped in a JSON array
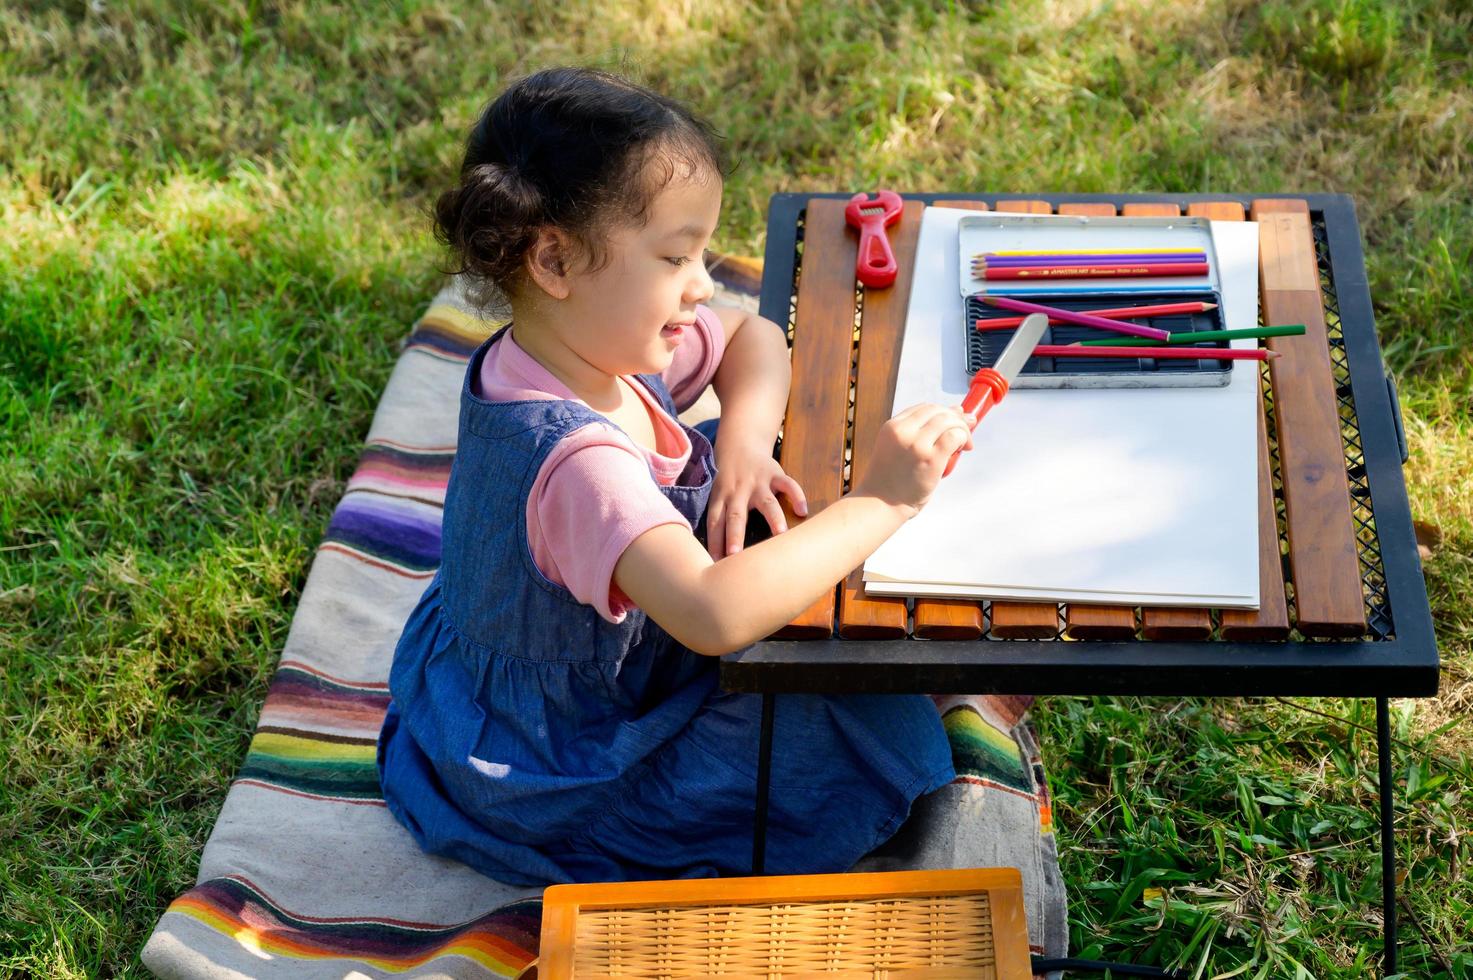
[
  {"x1": 943, "y1": 313, "x2": 1050, "y2": 477},
  {"x1": 941, "y1": 372, "x2": 1008, "y2": 478},
  {"x1": 844, "y1": 190, "x2": 903, "y2": 288}
]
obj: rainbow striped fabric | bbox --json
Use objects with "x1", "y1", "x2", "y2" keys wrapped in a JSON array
[{"x1": 142, "y1": 274, "x2": 1065, "y2": 978}]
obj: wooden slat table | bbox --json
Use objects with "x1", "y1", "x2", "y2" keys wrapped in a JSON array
[{"x1": 726, "y1": 192, "x2": 1438, "y2": 975}]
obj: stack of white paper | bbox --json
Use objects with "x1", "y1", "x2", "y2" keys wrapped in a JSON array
[{"x1": 861, "y1": 208, "x2": 1262, "y2": 608}]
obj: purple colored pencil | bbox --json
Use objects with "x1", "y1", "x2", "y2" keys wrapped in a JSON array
[
  {"x1": 975, "y1": 252, "x2": 1205, "y2": 266},
  {"x1": 978, "y1": 294, "x2": 1172, "y2": 341}
]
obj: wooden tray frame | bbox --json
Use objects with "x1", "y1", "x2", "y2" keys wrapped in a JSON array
[{"x1": 538, "y1": 868, "x2": 1032, "y2": 979}]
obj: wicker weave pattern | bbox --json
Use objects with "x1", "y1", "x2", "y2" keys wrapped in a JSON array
[{"x1": 570, "y1": 893, "x2": 998, "y2": 978}]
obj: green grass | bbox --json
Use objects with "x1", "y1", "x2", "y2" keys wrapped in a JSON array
[{"x1": 1, "y1": 0, "x2": 1469, "y2": 976}]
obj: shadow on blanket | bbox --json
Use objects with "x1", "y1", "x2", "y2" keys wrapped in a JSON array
[{"x1": 141, "y1": 261, "x2": 1067, "y2": 979}]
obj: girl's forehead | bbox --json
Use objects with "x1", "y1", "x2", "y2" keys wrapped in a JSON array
[{"x1": 645, "y1": 174, "x2": 722, "y2": 238}]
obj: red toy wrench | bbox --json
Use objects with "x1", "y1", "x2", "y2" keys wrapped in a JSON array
[
  {"x1": 943, "y1": 313, "x2": 1050, "y2": 477},
  {"x1": 844, "y1": 190, "x2": 903, "y2": 288}
]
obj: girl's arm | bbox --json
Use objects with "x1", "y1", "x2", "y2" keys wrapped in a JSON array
[
  {"x1": 703, "y1": 309, "x2": 807, "y2": 558},
  {"x1": 708, "y1": 309, "x2": 788, "y2": 460},
  {"x1": 615, "y1": 403, "x2": 973, "y2": 656}
]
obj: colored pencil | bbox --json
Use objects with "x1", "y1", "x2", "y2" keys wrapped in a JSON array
[
  {"x1": 974, "y1": 261, "x2": 1206, "y2": 273},
  {"x1": 986, "y1": 248, "x2": 1205, "y2": 256},
  {"x1": 989, "y1": 284, "x2": 1205, "y2": 295},
  {"x1": 979, "y1": 295, "x2": 1171, "y2": 341},
  {"x1": 1033, "y1": 345, "x2": 1277, "y2": 361},
  {"x1": 1078, "y1": 324, "x2": 1307, "y2": 346},
  {"x1": 973, "y1": 259, "x2": 1205, "y2": 272},
  {"x1": 975, "y1": 262, "x2": 1209, "y2": 281},
  {"x1": 974, "y1": 301, "x2": 1218, "y2": 331},
  {"x1": 973, "y1": 252, "x2": 1205, "y2": 265}
]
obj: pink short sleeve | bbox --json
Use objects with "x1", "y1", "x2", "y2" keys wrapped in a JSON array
[
  {"x1": 527, "y1": 424, "x2": 692, "y2": 623},
  {"x1": 660, "y1": 304, "x2": 726, "y2": 413}
]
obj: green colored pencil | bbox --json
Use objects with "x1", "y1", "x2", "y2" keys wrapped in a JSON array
[{"x1": 1076, "y1": 324, "x2": 1306, "y2": 347}]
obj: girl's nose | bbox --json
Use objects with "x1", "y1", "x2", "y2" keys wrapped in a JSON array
[{"x1": 687, "y1": 254, "x2": 715, "y2": 305}]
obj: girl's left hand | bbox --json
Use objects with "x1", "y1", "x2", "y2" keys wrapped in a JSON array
[{"x1": 705, "y1": 445, "x2": 808, "y2": 560}]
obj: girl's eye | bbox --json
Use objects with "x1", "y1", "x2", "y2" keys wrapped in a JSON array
[{"x1": 665, "y1": 257, "x2": 690, "y2": 268}]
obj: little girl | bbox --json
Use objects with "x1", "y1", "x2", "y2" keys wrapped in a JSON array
[{"x1": 377, "y1": 66, "x2": 975, "y2": 886}]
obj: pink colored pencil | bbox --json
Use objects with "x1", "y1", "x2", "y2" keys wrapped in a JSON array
[
  {"x1": 986, "y1": 248, "x2": 1203, "y2": 256},
  {"x1": 975, "y1": 300, "x2": 1218, "y2": 331},
  {"x1": 979, "y1": 295, "x2": 1170, "y2": 341},
  {"x1": 974, "y1": 262, "x2": 1210, "y2": 280},
  {"x1": 1033, "y1": 345, "x2": 1277, "y2": 361}
]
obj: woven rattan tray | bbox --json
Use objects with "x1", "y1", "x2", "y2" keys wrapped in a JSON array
[{"x1": 538, "y1": 868, "x2": 1031, "y2": 979}]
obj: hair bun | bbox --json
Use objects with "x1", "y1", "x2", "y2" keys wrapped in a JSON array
[{"x1": 433, "y1": 161, "x2": 545, "y2": 306}]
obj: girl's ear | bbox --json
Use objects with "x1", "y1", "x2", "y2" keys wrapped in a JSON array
[{"x1": 524, "y1": 227, "x2": 573, "y2": 300}]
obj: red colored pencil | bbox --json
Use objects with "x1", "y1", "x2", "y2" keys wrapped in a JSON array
[
  {"x1": 973, "y1": 262, "x2": 1210, "y2": 280},
  {"x1": 975, "y1": 301, "x2": 1217, "y2": 331},
  {"x1": 1032, "y1": 345, "x2": 1277, "y2": 361}
]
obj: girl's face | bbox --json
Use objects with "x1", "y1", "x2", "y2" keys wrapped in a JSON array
[{"x1": 552, "y1": 168, "x2": 722, "y2": 377}]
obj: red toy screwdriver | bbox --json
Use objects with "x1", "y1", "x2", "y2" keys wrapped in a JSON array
[
  {"x1": 944, "y1": 313, "x2": 1050, "y2": 477},
  {"x1": 844, "y1": 190, "x2": 903, "y2": 288}
]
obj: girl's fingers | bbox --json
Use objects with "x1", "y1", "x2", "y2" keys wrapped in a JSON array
[
  {"x1": 705, "y1": 500, "x2": 727, "y2": 560},
  {"x1": 935, "y1": 423, "x2": 971, "y2": 458},
  {"x1": 916, "y1": 410, "x2": 971, "y2": 452},
  {"x1": 754, "y1": 492, "x2": 787, "y2": 537},
  {"x1": 886, "y1": 403, "x2": 933, "y2": 439},
  {"x1": 724, "y1": 505, "x2": 748, "y2": 556},
  {"x1": 891, "y1": 403, "x2": 932, "y2": 424},
  {"x1": 772, "y1": 473, "x2": 807, "y2": 517}
]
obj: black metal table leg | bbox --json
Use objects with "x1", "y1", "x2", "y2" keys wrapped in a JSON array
[
  {"x1": 752, "y1": 692, "x2": 775, "y2": 875},
  {"x1": 1376, "y1": 697, "x2": 1398, "y2": 975}
]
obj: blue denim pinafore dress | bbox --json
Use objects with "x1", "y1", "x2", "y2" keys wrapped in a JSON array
[{"x1": 377, "y1": 329, "x2": 954, "y2": 885}]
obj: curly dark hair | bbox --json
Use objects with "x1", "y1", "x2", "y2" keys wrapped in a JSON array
[{"x1": 432, "y1": 66, "x2": 731, "y2": 314}]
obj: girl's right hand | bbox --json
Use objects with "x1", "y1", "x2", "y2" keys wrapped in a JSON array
[{"x1": 853, "y1": 403, "x2": 973, "y2": 517}]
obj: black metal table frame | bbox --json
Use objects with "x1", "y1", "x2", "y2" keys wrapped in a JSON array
[{"x1": 721, "y1": 192, "x2": 1440, "y2": 975}]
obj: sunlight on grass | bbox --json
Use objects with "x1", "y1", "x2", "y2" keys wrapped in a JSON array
[{"x1": 135, "y1": 172, "x2": 266, "y2": 238}]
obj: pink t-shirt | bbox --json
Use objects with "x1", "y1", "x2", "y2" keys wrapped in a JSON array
[{"x1": 473, "y1": 306, "x2": 727, "y2": 623}]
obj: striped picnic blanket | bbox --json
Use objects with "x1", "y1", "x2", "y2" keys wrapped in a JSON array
[{"x1": 141, "y1": 266, "x2": 1067, "y2": 978}]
